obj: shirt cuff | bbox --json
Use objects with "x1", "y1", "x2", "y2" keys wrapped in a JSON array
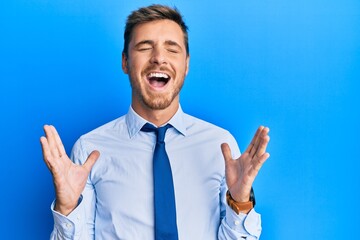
[
  {"x1": 51, "y1": 196, "x2": 85, "y2": 239},
  {"x1": 225, "y1": 204, "x2": 262, "y2": 238}
]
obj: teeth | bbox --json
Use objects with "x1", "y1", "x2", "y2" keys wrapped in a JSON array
[{"x1": 148, "y1": 72, "x2": 169, "y2": 79}]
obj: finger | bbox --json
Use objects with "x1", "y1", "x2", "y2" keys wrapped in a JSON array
[
  {"x1": 249, "y1": 126, "x2": 266, "y2": 157},
  {"x1": 43, "y1": 125, "x2": 61, "y2": 158},
  {"x1": 245, "y1": 126, "x2": 264, "y2": 154},
  {"x1": 253, "y1": 152, "x2": 270, "y2": 172},
  {"x1": 221, "y1": 143, "x2": 233, "y2": 164},
  {"x1": 51, "y1": 125, "x2": 66, "y2": 157},
  {"x1": 40, "y1": 136, "x2": 52, "y2": 169},
  {"x1": 251, "y1": 128, "x2": 269, "y2": 159},
  {"x1": 83, "y1": 150, "x2": 100, "y2": 172},
  {"x1": 255, "y1": 135, "x2": 270, "y2": 158}
]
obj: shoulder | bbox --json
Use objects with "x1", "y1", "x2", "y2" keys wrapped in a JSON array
[
  {"x1": 181, "y1": 112, "x2": 241, "y2": 158},
  {"x1": 183, "y1": 113, "x2": 231, "y2": 137},
  {"x1": 183, "y1": 113, "x2": 239, "y2": 154},
  {"x1": 71, "y1": 115, "x2": 128, "y2": 158},
  {"x1": 81, "y1": 115, "x2": 127, "y2": 141}
]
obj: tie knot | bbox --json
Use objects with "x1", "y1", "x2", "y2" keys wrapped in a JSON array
[{"x1": 141, "y1": 123, "x2": 171, "y2": 143}]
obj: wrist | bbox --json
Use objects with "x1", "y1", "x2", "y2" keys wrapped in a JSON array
[
  {"x1": 54, "y1": 201, "x2": 77, "y2": 216},
  {"x1": 226, "y1": 190, "x2": 254, "y2": 214},
  {"x1": 231, "y1": 192, "x2": 250, "y2": 203}
]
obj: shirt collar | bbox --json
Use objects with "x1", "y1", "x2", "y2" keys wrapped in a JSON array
[{"x1": 125, "y1": 105, "x2": 187, "y2": 139}]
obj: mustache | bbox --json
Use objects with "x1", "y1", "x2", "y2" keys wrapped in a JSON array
[{"x1": 143, "y1": 65, "x2": 174, "y2": 76}]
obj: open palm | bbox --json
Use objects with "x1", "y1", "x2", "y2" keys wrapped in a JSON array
[
  {"x1": 221, "y1": 126, "x2": 270, "y2": 202},
  {"x1": 40, "y1": 125, "x2": 99, "y2": 216}
]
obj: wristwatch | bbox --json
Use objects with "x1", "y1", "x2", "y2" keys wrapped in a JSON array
[{"x1": 226, "y1": 187, "x2": 256, "y2": 214}]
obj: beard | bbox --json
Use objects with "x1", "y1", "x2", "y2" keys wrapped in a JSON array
[{"x1": 130, "y1": 77, "x2": 184, "y2": 110}]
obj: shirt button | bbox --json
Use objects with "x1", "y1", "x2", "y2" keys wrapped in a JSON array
[
  {"x1": 65, "y1": 223, "x2": 72, "y2": 228},
  {"x1": 234, "y1": 220, "x2": 240, "y2": 226},
  {"x1": 77, "y1": 215, "x2": 81, "y2": 220}
]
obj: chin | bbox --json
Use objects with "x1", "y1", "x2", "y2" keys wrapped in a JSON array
[{"x1": 143, "y1": 98, "x2": 173, "y2": 110}]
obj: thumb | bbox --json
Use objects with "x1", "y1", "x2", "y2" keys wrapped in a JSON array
[
  {"x1": 221, "y1": 143, "x2": 233, "y2": 164},
  {"x1": 83, "y1": 150, "x2": 100, "y2": 172}
]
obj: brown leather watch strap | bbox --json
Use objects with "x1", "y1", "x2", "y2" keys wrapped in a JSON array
[{"x1": 226, "y1": 190, "x2": 253, "y2": 214}]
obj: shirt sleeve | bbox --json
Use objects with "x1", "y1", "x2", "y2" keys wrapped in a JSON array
[
  {"x1": 50, "y1": 196, "x2": 91, "y2": 239},
  {"x1": 50, "y1": 138, "x2": 96, "y2": 240},
  {"x1": 217, "y1": 132, "x2": 262, "y2": 239}
]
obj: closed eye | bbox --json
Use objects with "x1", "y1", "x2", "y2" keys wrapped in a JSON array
[
  {"x1": 138, "y1": 47, "x2": 152, "y2": 51},
  {"x1": 134, "y1": 40, "x2": 154, "y2": 52},
  {"x1": 165, "y1": 40, "x2": 182, "y2": 54},
  {"x1": 167, "y1": 48, "x2": 179, "y2": 54}
]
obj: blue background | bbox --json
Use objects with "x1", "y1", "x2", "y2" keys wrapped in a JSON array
[{"x1": 1, "y1": 0, "x2": 359, "y2": 239}]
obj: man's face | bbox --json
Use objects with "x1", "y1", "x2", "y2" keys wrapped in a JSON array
[{"x1": 122, "y1": 20, "x2": 189, "y2": 110}]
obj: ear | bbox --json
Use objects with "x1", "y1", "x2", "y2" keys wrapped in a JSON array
[
  {"x1": 185, "y1": 55, "x2": 190, "y2": 76},
  {"x1": 122, "y1": 52, "x2": 128, "y2": 74}
]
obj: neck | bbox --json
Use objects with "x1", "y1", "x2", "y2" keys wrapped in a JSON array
[{"x1": 132, "y1": 97, "x2": 179, "y2": 127}]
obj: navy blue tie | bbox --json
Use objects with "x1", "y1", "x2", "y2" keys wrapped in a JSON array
[{"x1": 141, "y1": 123, "x2": 178, "y2": 240}]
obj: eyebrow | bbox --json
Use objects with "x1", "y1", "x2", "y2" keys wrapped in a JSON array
[
  {"x1": 134, "y1": 40, "x2": 154, "y2": 48},
  {"x1": 134, "y1": 40, "x2": 182, "y2": 50},
  {"x1": 164, "y1": 40, "x2": 182, "y2": 50}
]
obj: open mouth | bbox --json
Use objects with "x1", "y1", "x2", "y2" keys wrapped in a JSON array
[{"x1": 146, "y1": 72, "x2": 170, "y2": 89}]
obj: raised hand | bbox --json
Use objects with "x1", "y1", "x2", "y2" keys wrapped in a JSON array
[
  {"x1": 40, "y1": 125, "x2": 99, "y2": 216},
  {"x1": 221, "y1": 126, "x2": 270, "y2": 203}
]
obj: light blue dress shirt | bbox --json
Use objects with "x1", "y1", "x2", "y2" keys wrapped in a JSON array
[{"x1": 50, "y1": 106, "x2": 262, "y2": 239}]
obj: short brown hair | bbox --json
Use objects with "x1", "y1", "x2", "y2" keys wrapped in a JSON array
[{"x1": 123, "y1": 4, "x2": 189, "y2": 57}]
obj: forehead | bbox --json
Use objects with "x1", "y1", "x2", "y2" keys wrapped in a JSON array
[{"x1": 129, "y1": 19, "x2": 185, "y2": 47}]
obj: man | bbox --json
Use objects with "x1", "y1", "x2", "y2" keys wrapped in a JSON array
[{"x1": 40, "y1": 4, "x2": 270, "y2": 240}]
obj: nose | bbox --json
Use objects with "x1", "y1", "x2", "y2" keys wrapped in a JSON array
[{"x1": 150, "y1": 47, "x2": 167, "y2": 65}]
